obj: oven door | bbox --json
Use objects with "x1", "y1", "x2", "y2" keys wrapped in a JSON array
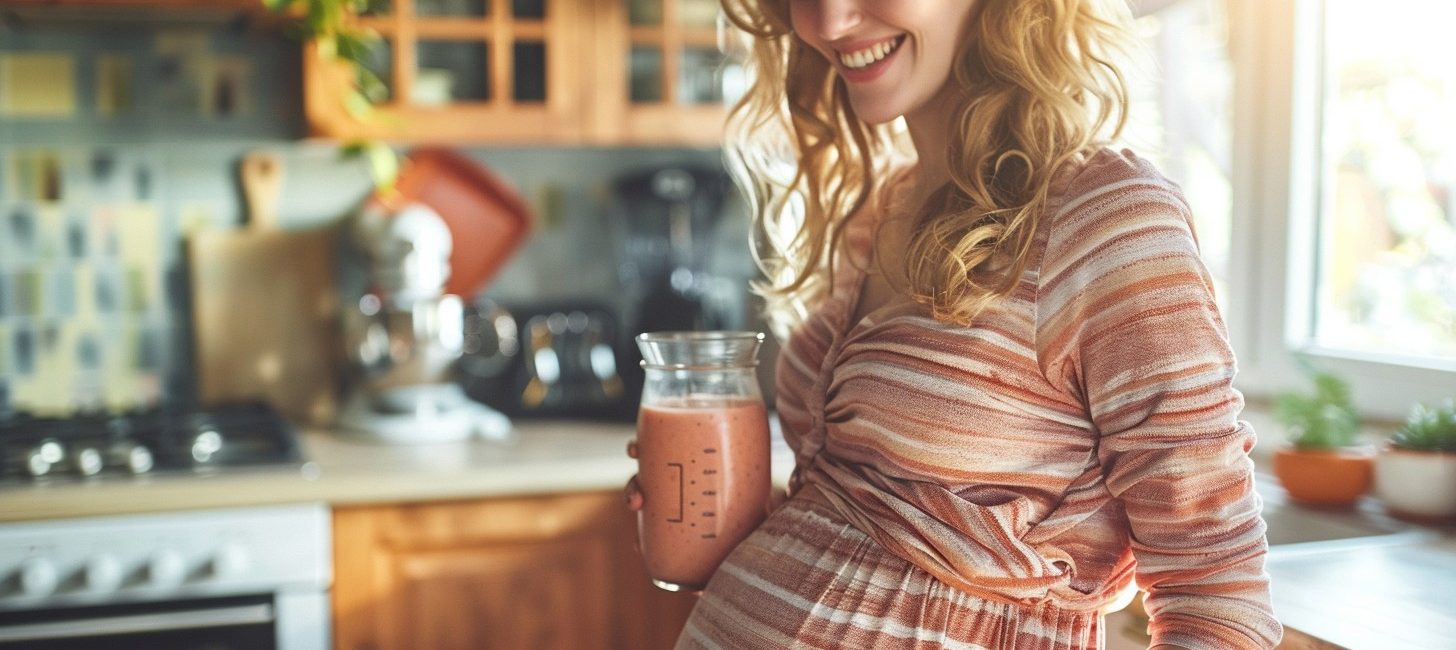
[{"x1": 0, "y1": 595, "x2": 277, "y2": 650}]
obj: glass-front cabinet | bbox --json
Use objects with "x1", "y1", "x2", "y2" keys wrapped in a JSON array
[
  {"x1": 304, "y1": 0, "x2": 740, "y2": 145},
  {"x1": 588, "y1": 0, "x2": 741, "y2": 145},
  {"x1": 303, "y1": 0, "x2": 584, "y2": 144}
]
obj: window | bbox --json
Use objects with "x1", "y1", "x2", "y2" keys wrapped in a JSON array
[
  {"x1": 1311, "y1": 0, "x2": 1456, "y2": 367},
  {"x1": 1127, "y1": 0, "x2": 1235, "y2": 315},
  {"x1": 1218, "y1": 0, "x2": 1456, "y2": 418}
]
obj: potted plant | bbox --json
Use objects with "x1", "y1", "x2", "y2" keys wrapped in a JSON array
[
  {"x1": 265, "y1": 0, "x2": 399, "y2": 188},
  {"x1": 1271, "y1": 364, "x2": 1374, "y2": 507},
  {"x1": 1374, "y1": 398, "x2": 1456, "y2": 521}
]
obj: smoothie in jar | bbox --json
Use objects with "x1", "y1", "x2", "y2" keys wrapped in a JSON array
[{"x1": 636, "y1": 397, "x2": 771, "y2": 590}]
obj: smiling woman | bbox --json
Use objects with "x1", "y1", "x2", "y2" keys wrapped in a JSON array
[
  {"x1": 787, "y1": 0, "x2": 972, "y2": 123},
  {"x1": 633, "y1": 0, "x2": 1286, "y2": 648}
]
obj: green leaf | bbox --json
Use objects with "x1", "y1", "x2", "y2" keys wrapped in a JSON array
[
  {"x1": 1313, "y1": 373, "x2": 1352, "y2": 408},
  {"x1": 356, "y1": 68, "x2": 389, "y2": 103},
  {"x1": 1392, "y1": 398, "x2": 1456, "y2": 452},
  {"x1": 273, "y1": 0, "x2": 397, "y2": 195},
  {"x1": 306, "y1": 3, "x2": 330, "y2": 36},
  {"x1": 362, "y1": 142, "x2": 399, "y2": 191},
  {"x1": 335, "y1": 31, "x2": 373, "y2": 62},
  {"x1": 343, "y1": 91, "x2": 374, "y2": 118},
  {"x1": 315, "y1": 34, "x2": 338, "y2": 60},
  {"x1": 1275, "y1": 363, "x2": 1361, "y2": 449},
  {"x1": 339, "y1": 142, "x2": 369, "y2": 158}
]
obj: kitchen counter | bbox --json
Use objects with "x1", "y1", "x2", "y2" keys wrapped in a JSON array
[
  {"x1": 0, "y1": 419, "x2": 797, "y2": 524},
  {"x1": 1267, "y1": 531, "x2": 1456, "y2": 648},
  {"x1": 1105, "y1": 468, "x2": 1456, "y2": 650},
  {"x1": 0, "y1": 401, "x2": 1351, "y2": 524},
  {"x1": 5, "y1": 408, "x2": 1453, "y2": 648}
]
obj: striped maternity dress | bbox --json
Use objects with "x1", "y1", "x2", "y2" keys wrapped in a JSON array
[{"x1": 678, "y1": 149, "x2": 1283, "y2": 649}]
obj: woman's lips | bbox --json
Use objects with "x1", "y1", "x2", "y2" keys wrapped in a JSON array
[{"x1": 836, "y1": 35, "x2": 905, "y2": 84}]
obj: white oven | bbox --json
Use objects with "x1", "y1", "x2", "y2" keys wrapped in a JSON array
[{"x1": 0, "y1": 504, "x2": 329, "y2": 649}]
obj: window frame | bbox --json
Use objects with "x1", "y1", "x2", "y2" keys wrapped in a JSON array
[{"x1": 1223, "y1": 0, "x2": 1455, "y2": 420}]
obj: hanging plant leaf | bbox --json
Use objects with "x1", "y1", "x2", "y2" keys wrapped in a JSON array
[{"x1": 264, "y1": 0, "x2": 399, "y2": 189}]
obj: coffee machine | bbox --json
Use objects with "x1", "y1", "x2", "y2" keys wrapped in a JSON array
[{"x1": 609, "y1": 164, "x2": 753, "y2": 415}]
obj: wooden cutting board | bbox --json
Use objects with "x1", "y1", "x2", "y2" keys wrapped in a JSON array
[{"x1": 189, "y1": 151, "x2": 341, "y2": 425}]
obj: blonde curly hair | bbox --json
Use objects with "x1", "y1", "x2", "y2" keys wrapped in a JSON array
[{"x1": 721, "y1": 0, "x2": 1136, "y2": 339}]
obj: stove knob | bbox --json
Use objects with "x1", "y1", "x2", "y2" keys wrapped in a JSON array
[
  {"x1": 211, "y1": 544, "x2": 250, "y2": 579},
  {"x1": 148, "y1": 551, "x2": 186, "y2": 588},
  {"x1": 24, "y1": 453, "x2": 52, "y2": 478},
  {"x1": 110, "y1": 442, "x2": 154, "y2": 474},
  {"x1": 189, "y1": 430, "x2": 224, "y2": 464},
  {"x1": 73, "y1": 447, "x2": 104, "y2": 477},
  {"x1": 85, "y1": 555, "x2": 124, "y2": 592},
  {"x1": 25, "y1": 440, "x2": 65, "y2": 478},
  {"x1": 18, "y1": 558, "x2": 58, "y2": 597},
  {"x1": 37, "y1": 439, "x2": 64, "y2": 465}
]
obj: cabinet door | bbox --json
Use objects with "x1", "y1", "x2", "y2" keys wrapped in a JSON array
[
  {"x1": 304, "y1": 0, "x2": 583, "y2": 143},
  {"x1": 385, "y1": 538, "x2": 610, "y2": 648},
  {"x1": 333, "y1": 492, "x2": 697, "y2": 650},
  {"x1": 588, "y1": 0, "x2": 738, "y2": 146}
]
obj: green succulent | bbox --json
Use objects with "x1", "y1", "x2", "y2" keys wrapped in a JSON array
[
  {"x1": 1274, "y1": 362, "x2": 1361, "y2": 450},
  {"x1": 1391, "y1": 398, "x2": 1456, "y2": 452}
]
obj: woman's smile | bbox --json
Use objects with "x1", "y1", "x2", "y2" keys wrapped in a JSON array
[
  {"x1": 790, "y1": 0, "x2": 973, "y2": 124},
  {"x1": 835, "y1": 34, "x2": 908, "y2": 83}
]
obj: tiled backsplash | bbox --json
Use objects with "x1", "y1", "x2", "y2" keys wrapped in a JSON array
[{"x1": 0, "y1": 20, "x2": 741, "y2": 417}]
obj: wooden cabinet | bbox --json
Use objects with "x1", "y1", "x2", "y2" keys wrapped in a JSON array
[
  {"x1": 305, "y1": 0, "x2": 586, "y2": 144},
  {"x1": 587, "y1": 0, "x2": 737, "y2": 146},
  {"x1": 304, "y1": 0, "x2": 737, "y2": 146},
  {"x1": 0, "y1": 0, "x2": 257, "y2": 8},
  {"x1": 333, "y1": 491, "x2": 699, "y2": 650}
]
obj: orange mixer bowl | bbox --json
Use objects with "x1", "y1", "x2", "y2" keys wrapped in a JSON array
[{"x1": 378, "y1": 148, "x2": 533, "y2": 298}]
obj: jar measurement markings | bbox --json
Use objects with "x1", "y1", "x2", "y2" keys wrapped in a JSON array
[{"x1": 668, "y1": 462, "x2": 685, "y2": 523}]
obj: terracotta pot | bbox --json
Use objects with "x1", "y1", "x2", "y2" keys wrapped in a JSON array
[
  {"x1": 1272, "y1": 445, "x2": 1374, "y2": 507},
  {"x1": 1374, "y1": 446, "x2": 1456, "y2": 521}
]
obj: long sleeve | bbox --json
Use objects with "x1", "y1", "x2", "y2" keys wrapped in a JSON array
[{"x1": 1036, "y1": 153, "x2": 1283, "y2": 649}]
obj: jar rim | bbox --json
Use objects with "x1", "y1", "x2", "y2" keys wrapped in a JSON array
[{"x1": 635, "y1": 331, "x2": 765, "y2": 344}]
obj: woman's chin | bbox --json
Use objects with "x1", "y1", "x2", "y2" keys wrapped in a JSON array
[{"x1": 848, "y1": 101, "x2": 903, "y2": 126}]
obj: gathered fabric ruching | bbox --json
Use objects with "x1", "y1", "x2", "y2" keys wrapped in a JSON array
[{"x1": 678, "y1": 149, "x2": 1282, "y2": 650}]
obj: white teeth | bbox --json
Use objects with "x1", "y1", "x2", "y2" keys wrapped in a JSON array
[{"x1": 838, "y1": 36, "x2": 901, "y2": 70}]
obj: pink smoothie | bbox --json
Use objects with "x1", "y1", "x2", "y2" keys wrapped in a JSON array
[{"x1": 636, "y1": 398, "x2": 771, "y2": 590}]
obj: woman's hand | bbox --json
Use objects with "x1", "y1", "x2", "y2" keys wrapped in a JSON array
[
  {"x1": 624, "y1": 439, "x2": 644, "y2": 511},
  {"x1": 767, "y1": 486, "x2": 787, "y2": 514}
]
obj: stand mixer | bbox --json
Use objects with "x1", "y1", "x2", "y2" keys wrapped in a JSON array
[{"x1": 336, "y1": 202, "x2": 513, "y2": 443}]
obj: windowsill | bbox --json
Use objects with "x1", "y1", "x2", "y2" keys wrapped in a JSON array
[{"x1": 1241, "y1": 396, "x2": 1403, "y2": 471}]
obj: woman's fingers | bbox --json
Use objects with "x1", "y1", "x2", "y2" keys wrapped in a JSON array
[
  {"x1": 625, "y1": 474, "x2": 644, "y2": 511},
  {"x1": 625, "y1": 440, "x2": 643, "y2": 511},
  {"x1": 769, "y1": 486, "x2": 788, "y2": 511}
]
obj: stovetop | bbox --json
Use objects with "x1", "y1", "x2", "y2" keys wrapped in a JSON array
[{"x1": 0, "y1": 402, "x2": 304, "y2": 484}]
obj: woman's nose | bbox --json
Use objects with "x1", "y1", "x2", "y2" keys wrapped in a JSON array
[{"x1": 798, "y1": 0, "x2": 863, "y2": 43}]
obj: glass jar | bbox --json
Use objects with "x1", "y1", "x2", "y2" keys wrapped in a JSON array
[{"x1": 633, "y1": 331, "x2": 770, "y2": 591}]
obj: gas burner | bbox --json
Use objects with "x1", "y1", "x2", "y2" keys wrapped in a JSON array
[{"x1": 0, "y1": 403, "x2": 303, "y2": 484}]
